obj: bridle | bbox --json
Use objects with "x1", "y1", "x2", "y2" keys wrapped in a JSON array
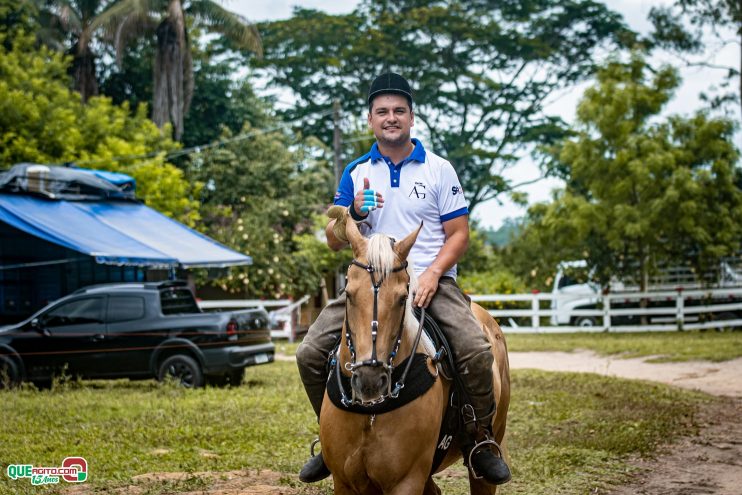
[{"x1": 335, "y1": 257, "x2": 427, "y2": 407}]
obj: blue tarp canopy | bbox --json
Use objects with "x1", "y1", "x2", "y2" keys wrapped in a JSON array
[
  {"x1": 0, "y1": 194, "x2": 252, "y2": 268},
  {"x1": 73, "y1": 167, "x2": 137, "y2": 191}
]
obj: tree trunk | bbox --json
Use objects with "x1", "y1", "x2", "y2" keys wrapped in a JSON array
[
  {"x1": 152, "y1": 0, "x2": 191, "y2": 140},
  {"x1": 70, "y1": 43, "x2": 98, "y2": 103}
]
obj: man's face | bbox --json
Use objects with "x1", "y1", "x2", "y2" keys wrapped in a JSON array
[{"x1": 368, "y1": 94, "x2": 414, "y2": 148}]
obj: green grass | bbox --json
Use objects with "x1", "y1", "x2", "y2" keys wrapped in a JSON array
[
  {"x1": 506, "y1": 330, "x2": 742, "y2": 362},
  {"x1": 275, "y1": 340, "x2": 301, "y2": 357},
  {"x1": 0, "y1": 363, "x2": 709, "y2": 495}
]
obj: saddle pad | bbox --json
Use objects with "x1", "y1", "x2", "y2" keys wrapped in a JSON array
[
  {"x1": 326, "y1": 353, "x2": 436, "y2": 414},
  {"x1": 430, "y1": 387, "x2": 461, "y2": 474}
]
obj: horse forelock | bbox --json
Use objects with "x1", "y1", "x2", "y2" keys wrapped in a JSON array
[{"x1": 366, "y1": 234, "x2": 400, "y2": 280}]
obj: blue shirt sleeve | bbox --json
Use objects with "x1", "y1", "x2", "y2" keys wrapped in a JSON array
[{"x1": 334, "y1": 167, "x2": 355, "y2": 206}]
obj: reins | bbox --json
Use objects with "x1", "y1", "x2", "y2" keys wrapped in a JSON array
[{"x1": 335, "y1": 258, "x2": 427, "y2": 407}]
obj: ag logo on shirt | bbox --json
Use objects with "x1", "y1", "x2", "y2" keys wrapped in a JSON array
[
  {"x1": 452, "y1": 185, "x2": 462, "y2": 196},
  {"x1": 409, "y1": 182, "x2": 426, "y2": 199}
]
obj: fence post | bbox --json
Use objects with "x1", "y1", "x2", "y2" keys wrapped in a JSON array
[
  {"x1": 676, "y1": 288, "x2": 684, "y2": 331},
  {"x1": 531, "y1": 293, "x2": 539, "y2": 330},
  {"x1": 603, "y1": 295, "x2": 611, "y2": 332},
  {"x1": 287, "y1": 307, "x2": 296, "y2": 343}
]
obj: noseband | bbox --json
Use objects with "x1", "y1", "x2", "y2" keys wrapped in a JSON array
[{"x1": 335, "y1": 258, "x2": 427, "y2": 407}]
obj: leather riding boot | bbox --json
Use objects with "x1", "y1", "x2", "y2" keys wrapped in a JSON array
[
  {"x1": 468, "y1": 436, "x2": 511, "y2": 485},
  {"x1": 462, "y1": 406, "x2": 511, "y2": 485},
  {"x1": 299, "y1": 450, "x2": 331, "y2": 483}
]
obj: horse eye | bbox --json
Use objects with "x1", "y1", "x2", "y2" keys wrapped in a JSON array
[{"x1": 398, "y1": 295, "x2": 407, "y2": 306}]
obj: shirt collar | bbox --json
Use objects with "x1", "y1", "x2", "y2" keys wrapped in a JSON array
[{"x1": 370, "y1": 138, "x2": 426, "y2": 165}]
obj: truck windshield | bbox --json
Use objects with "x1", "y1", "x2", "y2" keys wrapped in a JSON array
[
  {"x1": 557, "y1": 266, "x2": 592, "y2": 289},
  {"x1": 159, "y1": 288, "x2": 200, "y2": 315}
]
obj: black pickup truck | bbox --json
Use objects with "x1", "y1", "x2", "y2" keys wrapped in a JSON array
[{"x1": 0, "y1": 281, "x2": 274, "y2": 388}]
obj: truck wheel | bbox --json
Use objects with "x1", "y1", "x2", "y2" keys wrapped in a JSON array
[
  {"x1": 575, "y1": 316, "x2": 597, "y2": 328},
  {"x1": 0, "y1": 357, "x2": 20, "y2": 389},
  {"x1": 158, "y1": 355, "x2": 204, "y2": 388}
]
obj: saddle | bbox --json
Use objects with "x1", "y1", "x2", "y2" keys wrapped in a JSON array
[{"x1": 324, "y1": 309, "x2": 470, "y2": 474}]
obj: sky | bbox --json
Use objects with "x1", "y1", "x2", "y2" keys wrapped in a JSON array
[{"x1": 227, "y1": 0, "x2": 741, "y2": 230}]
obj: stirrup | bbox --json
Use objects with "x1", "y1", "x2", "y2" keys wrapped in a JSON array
[
  {"x1": 467, "y1": 438, "x2": 505, "y2": 480},
  {"x1": 299, "y1": 438, "x2": 331, "y2": 483},
  {"x1": 310, "y1": 437, "x2": 321, "y2": 456}
]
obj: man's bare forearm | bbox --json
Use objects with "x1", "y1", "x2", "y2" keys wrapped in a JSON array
[{"x1": 426, "y1": 229, "x2": 468, "y2": 277}]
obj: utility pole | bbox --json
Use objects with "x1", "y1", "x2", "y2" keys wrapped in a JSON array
[
  {"x1": 332, "y1": 99, "x2": 346, "y2": 295},
  {"x1": 332, "y1": 99, "x2": 342, "y2": 189}
]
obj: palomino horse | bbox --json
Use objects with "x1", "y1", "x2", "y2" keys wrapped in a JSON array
[{"x1": 319, "y1": 216, "x2": 510, "y2": 495}]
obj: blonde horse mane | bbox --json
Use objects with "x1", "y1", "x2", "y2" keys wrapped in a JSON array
[{"x1": 365, "y1": 234, "x2": 435, "y2": 355}]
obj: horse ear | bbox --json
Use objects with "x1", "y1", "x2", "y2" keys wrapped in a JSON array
[
  {"x1": 395, "y1": 221, "x2": 423, "y2": 261},
  {"x1": 345, "y1": 209, "x2": 367, "y2": 257}
]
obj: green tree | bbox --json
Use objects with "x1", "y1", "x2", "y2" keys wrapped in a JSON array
[
  {"x1": 456, "y1": 223, "x2": 527, "y2": 300},
  {"x1": 99, "y1": 38, "x2": 154, "y2": 112},
  {"x1": 0, "y1": 31, "x2": 200, "y2": 225},
  {"x1": 181, "y1": 39, "x2": 270, "y2": 148},
  {"x1": 26, "y1": 0, "x2": 126, "y2": 102},
  {"x1": 191, "y1": 125, "x2": 333, "y2": 297},
  {"x1": 484, "y1": 217, "x2": 524, "y2": 247},
  {"x1": 98, "y1": 35, "x2": 266, "y2": 149},
  {"x1": 505, "y1": 200, "x2": 593, "y2": 291},
  {"x1": 648, "y1": 0, "x2": 741, "y2": 116},
  {"x1": 518, "y1": 55, "x2": 742, "y2": 292},
  {"x1": 293, "y1": 213, "x2": 350, "y2": 292},
  {"x1": 257, "y1": 0, "x2": 634, "y2": 211},
  {"x1": 98, "y1": 0, "x2": 262, "y2": 140},
  {"x1": 1, "y1": 0, "x2": 37, "y2": 45}
]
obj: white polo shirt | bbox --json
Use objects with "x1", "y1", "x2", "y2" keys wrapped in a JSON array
[{"x1": 334, "y1": 139, "x2": 468, "y2": 278}]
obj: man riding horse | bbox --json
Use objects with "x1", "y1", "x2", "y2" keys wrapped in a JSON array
[{"x1": 296, "y1": 72, "x2": 511, "y2": 486}]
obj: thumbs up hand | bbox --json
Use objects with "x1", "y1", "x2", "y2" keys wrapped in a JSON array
[{"x1": 353, "y1": 177, "x2": 384, "y2": 218}]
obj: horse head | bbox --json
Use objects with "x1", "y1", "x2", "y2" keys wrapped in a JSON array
[{"x1": 342, "y1": 212, "x2": 423, "y2": 405}]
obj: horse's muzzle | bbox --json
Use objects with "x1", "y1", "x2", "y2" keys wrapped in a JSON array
[{"x1": 351, "y1": 367, "x2": 390, "y2": 404}]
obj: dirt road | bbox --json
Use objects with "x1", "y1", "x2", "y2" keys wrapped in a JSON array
[
  {"x1": 509, "y1": 351, "x2": 742, "y2": 397},
  {"x1": 509, "y1": 351, "x2": 742, "y2": 495}
]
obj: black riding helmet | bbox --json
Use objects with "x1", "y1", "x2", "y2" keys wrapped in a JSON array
[{"x1": 367, "y1": 72, "x2": 413, "y2": 109}]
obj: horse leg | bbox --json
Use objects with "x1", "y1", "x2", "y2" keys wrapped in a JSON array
[
  {"x1": 422, "y1": 477, "x2": 441, "y2": 495},
  {"x1": 467, "y1": 470, "x2": 500, "y2": 495},
  {"x1": 331, "y1": 477, "x2": 359, "y2": 495},
  {"x1": 385, "y1": 472, "x2": 429, "y2": 495}
]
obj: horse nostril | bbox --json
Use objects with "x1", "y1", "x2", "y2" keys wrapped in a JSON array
[
  {"x1": 351, "y1": 374, "x2": 361, "y2": 392},
  {"x1": 378, "y1": 373, "x2": 388, "y2": 392}
]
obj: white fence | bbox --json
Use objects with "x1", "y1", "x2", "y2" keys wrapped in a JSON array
[
  {"x1": 470, "y1": 288, "x2": 742, "y2": 333},
  {"x1": 198, "y1": 295, "x2": 310, "y2": 342},
  {"x1": 197, "y1": 288, "x2": 742, "y2": 338}
]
